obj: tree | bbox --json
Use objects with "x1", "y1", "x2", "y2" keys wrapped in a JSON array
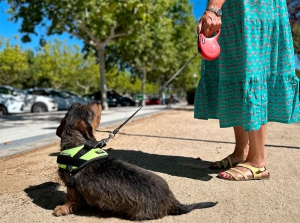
[
  {"x1": 106, "y1": 68, "x2": 158, "y2": 95},
  {"x1": 106, "y1": 0, "x2": 200, "y2": 105},
  {"x1": 32, "y1": 39, "x2": 99, "y2": 94},
  {"x1": 157, "y1": 0, "x2": 201, "y2": 96},
  {"x1": 0, "y1": 36, "x2": 29, "y2": 88},
  {"x1": 4, "y1": 0, "x2": 153, "y2": 110}
]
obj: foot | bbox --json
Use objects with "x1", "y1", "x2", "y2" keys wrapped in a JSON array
[
  {"x1": 53, "y1": 205, "x2": 72, "y2": 216},
  {"x1": 218, "y1": 162, "x2": 270, "y2": 181},
  {"x1": 210, "y1": 154, "x2": 245, "y2": 169}
]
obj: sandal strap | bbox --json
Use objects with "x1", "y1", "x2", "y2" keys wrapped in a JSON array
[
  {"x1": 217, "y1": 156, "x2": 232, "y2": 169},
  {"x1": 230, "y1": 167, "x2": 248, "y2": 180},
  {"x1": 236, "y1": 163, "x2": 267, "y2": 179},
  {"x1": 224, "y1": 170, "x2": 240, "y2": 180},
  {"x1": 227, "y1": 156, "x2": 233, "y2": 167}
]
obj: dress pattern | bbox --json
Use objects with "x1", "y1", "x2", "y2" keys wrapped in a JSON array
[{"x1": 194, "y1": 0, "x2": 300, "y2": 131}]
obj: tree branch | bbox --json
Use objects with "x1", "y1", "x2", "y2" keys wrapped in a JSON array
[
  {"x1": 77, "y1": 20, "x2": 101, "y2": 45},
  {"x1": 104, "y1": 24, "x2": 134, "y2": 45},
  {"x1": 62, "y1": 27, "x2": 97, "y2": 47}
]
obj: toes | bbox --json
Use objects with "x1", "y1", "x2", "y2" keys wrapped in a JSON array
[
  {"x1": 53, "y1": 205, "x2": 70, "y2": 217},
  {"x1": 218, "y1": 171, "x2": 232, "y2": 179}
]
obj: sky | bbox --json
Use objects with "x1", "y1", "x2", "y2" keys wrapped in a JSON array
[{"x1": 0, "y1": 0, "x2": 207, "y2": 51}]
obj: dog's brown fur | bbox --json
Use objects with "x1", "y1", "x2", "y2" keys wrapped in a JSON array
[{"x1": 53, "y1": 102, "x2": 216, "y2": 220}]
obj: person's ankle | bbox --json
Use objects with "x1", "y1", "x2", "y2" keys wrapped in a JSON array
[
  {"x1": 231, "y1": 151, "x2": 247, "y2": 161},
  {"x1": 244, "y1": 160, "x2": 266, "y2": 168}
]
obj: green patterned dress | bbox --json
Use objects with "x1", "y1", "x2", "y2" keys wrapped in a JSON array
[{"x1": 194, "y1": 0, "x2": 300, "y2": 131}]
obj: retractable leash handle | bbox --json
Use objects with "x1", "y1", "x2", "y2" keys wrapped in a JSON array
[{"x1": 197, "y1": 30, "x2": 221, "y2": 61}]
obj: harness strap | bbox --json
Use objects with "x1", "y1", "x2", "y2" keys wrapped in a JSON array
[
  {"x1": 57, "y1": 145, "x2": 108, "y2": 175},
  {"x1": 57, "y1": 155, "x2": 87, "y2": 168}
]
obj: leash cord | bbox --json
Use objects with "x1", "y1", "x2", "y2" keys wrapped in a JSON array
[
  {"x1": 93, "y1": 107, "x2": 142, "y2": 148},
  {"x1": 162, "y1": 52, "x2": 198, "y2": 88}
]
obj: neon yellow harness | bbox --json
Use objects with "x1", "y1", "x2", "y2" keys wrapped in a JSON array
[
  {"x1": 58, "y1": 145, "x2": 108, "y2": 171},
  {"x1": 57, "y1": 144, "x2": 108, "y2": 187}
]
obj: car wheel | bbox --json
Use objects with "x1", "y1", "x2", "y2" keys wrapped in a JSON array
[
  {"x1": 32, "y1": 102, "x2": 48, "y2": 113},
  {"x1": 0, "y1": 105, "x2": 8, "y2": 116},
  {"x1": 116, "y1": 103, "x2": 122, "y2": 107}
]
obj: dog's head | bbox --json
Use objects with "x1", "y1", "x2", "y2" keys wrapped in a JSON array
[{"x1": 56, "y1": 101, "x2": 102, "y2": 140}]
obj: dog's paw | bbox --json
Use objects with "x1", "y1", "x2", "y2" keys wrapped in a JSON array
[{"x1": 53, "y1": 205, "x2": 71, "y2": 217}]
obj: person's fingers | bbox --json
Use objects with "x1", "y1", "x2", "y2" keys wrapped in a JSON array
[{"x1": 203, "y1": 17, "x2": 221, "y2": 37}]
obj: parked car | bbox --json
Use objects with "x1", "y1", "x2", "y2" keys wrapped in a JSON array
[
  {"x1": 86, "y1": 90, "x2": 137, "y2": 107},
  {"x1": 23, "y1": 88, "x2": 95, "y2": 110},
  {"x1": 146, "y1": 97, "x2": 161, "y2": 105},
  {"x1": 0, "y1": 85, "x2": 58, "y2": 115},
  {"x1": 163, "y1": 95, "x2": 180, "y2": 105},
  {"x1": 0, "y1": 92, "x2": 24, "y2": 115}
]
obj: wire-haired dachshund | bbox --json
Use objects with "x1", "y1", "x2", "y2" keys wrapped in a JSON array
[{"x1": 53, "y1": 101, "x2": 216, "y2": 220}]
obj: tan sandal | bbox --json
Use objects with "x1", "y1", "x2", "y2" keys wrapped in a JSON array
[
  {"x1": 209, "y1": 155, "x2": 244, "y2": 170},
  {"x1": 219, "y1": 163, "x2": 270, "y2": 181}
]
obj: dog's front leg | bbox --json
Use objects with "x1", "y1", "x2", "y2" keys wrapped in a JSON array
[{"x1": 53, "y1": 187, "x2": 80, "y2": 216}]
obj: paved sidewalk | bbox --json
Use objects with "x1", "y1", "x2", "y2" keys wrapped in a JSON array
[{"x1": 0, "y1": 106, "x2": 299, "y2": 223}]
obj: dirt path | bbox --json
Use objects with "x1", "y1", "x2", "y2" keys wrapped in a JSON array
[{"x1": 1, "y1": 107, "x2": 300, "y2": 223}]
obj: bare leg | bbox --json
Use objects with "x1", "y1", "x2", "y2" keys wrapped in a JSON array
[
  {"x1": 232, "y1": 126, "x2": 249, "y2": 160},
  {"x1": 219, "y1": 124, "x2": 269, "y2": 179},
  {"x1": 210, "y1": 126, "x2": 249, "y2": 168}
]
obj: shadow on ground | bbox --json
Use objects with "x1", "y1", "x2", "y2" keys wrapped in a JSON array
[
  {"x1": 24, "y1": 181, "x2": 127, "y2": 219},
  {"x1": 106, "y1": 149, "x2": 217, "y2": 181},
  {"x1": 24, "y1": 182, "x2": 65, "y2": 210}
]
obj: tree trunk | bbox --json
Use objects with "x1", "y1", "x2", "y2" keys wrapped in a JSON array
[
  {"x1": 141, "y1": 68, "x2": 147, "y2": 107},
  {"x1": 97, "y1": 46, "x2": 108, "y2": 110}
]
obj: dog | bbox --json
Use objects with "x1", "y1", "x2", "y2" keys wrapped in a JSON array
[{"x1": 53, "y1": 101, "x2": 216, "y2": 220}]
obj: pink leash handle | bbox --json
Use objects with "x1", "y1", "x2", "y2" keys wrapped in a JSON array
[{"x1": 197, "y1": 30, "x2": 221, "y2": 61}]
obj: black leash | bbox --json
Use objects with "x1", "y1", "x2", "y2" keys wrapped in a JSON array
[
  {"x1": 162, "y1": 52, "x2": 198, "y2": 89},
  {"x1": 94, "y1": 107, "x2": 142, "y2": 148}
]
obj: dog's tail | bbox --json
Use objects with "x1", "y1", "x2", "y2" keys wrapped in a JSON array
[{"x1": 169, "y1": 202, "x2": 217, "y2": 215}]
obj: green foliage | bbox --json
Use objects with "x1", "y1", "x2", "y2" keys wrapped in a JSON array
[
  {"x1": 106, "y1": 0, "x2": 201, "y2": 94},
  {"x1": 3, "y1": 0, "x2": 200, "y2": 100},
  {"x1": 32, "y1": 40, "x2": 100, "y2": 94},
  {"x1": 106, "y1": 68, "x2": 158, "y2": 94},
  {"x1": 0, "y1": 36, "x2": 29, "y2": 88},
  {"x1": 0, "y1": 36, "x2": 157, "y2": 95},
  {"x1": 291, "y1": 23, "x2": 300, "y2": 56}
]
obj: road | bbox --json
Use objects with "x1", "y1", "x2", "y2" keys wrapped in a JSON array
[{"x1": 0, "y1": 104, "x2": 180, "y2": 158}]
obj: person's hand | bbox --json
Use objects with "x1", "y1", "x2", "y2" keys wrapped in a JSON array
[{"x1": 197, "y1": 10, "x2": 222, "y2": 37}]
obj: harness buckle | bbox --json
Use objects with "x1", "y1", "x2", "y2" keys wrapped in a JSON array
[{"x1": 64, "y1": 165, "x2": 75, "y2": 187}]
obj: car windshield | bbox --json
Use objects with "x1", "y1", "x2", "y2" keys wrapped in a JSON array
[
  {"x1": 2, "y1": 87, "x2": 24, "y2": 97},
  {"x1": 49, "y1": 90, "x2": 69, "y2": 98},
  {"x1": 62, "y1": 91, "x2": 81, "y2": 97}
]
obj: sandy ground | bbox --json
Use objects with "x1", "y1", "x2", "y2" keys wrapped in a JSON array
[{"x1": 0, "y1": 106, "x2": 300, "y2": 223}]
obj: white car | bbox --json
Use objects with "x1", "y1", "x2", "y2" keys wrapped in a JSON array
[
  {"x1": 0, "y1": 85, "x2": 58, "y2": 115},
  {"x1": 0, "y1": 93, "x2": 24, "y2": 115}
]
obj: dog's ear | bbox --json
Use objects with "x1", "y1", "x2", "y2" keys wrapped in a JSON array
[
  {"x1": 71, "y1": 103, "x2": 81, "y2": 109},
  {"x1": 56, "y1": 119, "x2": 66, "y2": 138},
  {"x1": 76, "y1": 119, "x2": 94, "y2": 140},
  {"x1": 69, "y1": 103, "x2": 81, "y2": 110}
]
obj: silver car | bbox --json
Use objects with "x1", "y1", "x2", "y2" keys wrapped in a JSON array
[
  {"x1": 23, "y1": 88, "x2": 95, "y2": 110},
  {"x1": 0, "y1": 85, "x2": 58, "y2": 115}
]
